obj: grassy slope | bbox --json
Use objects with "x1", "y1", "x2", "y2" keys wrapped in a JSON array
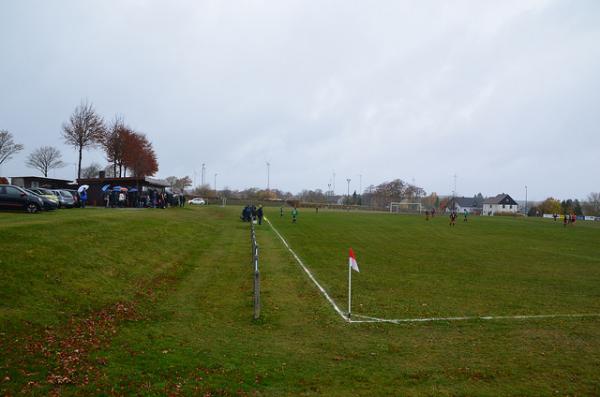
[{"x1": 1, "y1": 207, "x2": 600, "y2": 396}]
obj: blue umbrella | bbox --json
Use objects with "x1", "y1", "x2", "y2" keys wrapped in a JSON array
[
  {"x1": 101, "y1": 184, "x2": 111, "y2": 192},
  {"x1": 113, "y1": 186, "x2": 122, "y2": 191},
  {"x1": 129, "y1": 188, "x2": 138, "y2": 193}
]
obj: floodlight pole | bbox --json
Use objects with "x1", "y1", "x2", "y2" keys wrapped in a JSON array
[
  {"x1": 348, "y1": 261, "x2": 352, "y2": 319},
  {"x1": 346, "y1": 178, "x2": 351, "y2": 198},
  {"x1": 201, "y1": 163, "x2": 206, "y2": 186},
  {"x1": 359, "y1": 174, "x2": 362, "y2": 195},
  {"x1": 266, "y1": 162, "x2": 270, "y2": 190}
]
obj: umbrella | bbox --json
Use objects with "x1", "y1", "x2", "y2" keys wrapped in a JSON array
[
  {"x1": 113, "y1": 186, "x2": 122, "y2": 191},
  {"x1": 120, "y1": 187, "x2": 128, "y2": 192},
  {"x1": 129, "y1": 188, "x2": 138, "y2": 193},
  {"x1": 77, "y1": 185, "x2": 90, "y2": 193},
  {"x1": 101, "y1": 184, "x2": 111, "y2": 192}
]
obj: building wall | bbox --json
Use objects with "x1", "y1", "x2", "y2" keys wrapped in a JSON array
[{"x1": 482, "y1": 203, "x2": 519, "y2": 216}]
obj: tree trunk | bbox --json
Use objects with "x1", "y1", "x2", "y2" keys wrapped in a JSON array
[
  {"x1": 78, "y1": 146, "x2": 83, "y2": 179},
  {"x1": 44, "y1": 168, "x2": 48, "y2": 177}
]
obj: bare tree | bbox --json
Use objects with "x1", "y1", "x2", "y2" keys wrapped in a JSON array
[
  {"x1": 62, "y1": 101, "x2": 105, "y2": 178},
  {"x1": 0, "y1": 130, "x2": 24, "y2": 166},
  {"x1": 165, "y1": 176, "x2": 178, "y2": 188},
  {"x1": 81, "y1": 162, "x2": 103, "y2": 178},
  {"x1": 101, "y1": 116, "x2": 127, "y2": 177},
  {"x1": 26, "y1": 146, "x2": 66, "y2": 177}
]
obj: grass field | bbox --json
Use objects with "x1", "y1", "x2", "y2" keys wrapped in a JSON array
[
  {"x1": 266, "y1": 208, "x2": 600, "y2": 320},
  {"x1": 1, "y1": 206, "x2": 600, "y2": 396}
]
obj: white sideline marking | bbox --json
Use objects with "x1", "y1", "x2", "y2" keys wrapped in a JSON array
[
  {"x1": 349, "y1": 313, "x2": 600, "y2": 324},
  {"x1": 265, "y1": 217, "x2": 600, "y2": 325},
  {"x1": 265, "y1": 217, "x2": 349, "y2": 321}
]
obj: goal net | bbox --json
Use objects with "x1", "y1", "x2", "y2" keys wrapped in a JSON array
[{"x1": 389, "y1": 202, "x2": 422, "y2": 214}]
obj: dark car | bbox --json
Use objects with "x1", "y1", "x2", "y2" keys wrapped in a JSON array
[
  {"x1": 0, "y1": 184, "x2": 44, "y2": 213},
  {"x1": 51, "y1": 189, "x2": 76, "y2": 208},
  {"x1": 25, "y1": 189, "x2": 58, "y2": 211}
]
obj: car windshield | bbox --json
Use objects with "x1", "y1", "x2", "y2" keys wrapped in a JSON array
[
  {"x1": 60, "y1": 191, "x2": 72, "y2": 198},
  {"x1": 39, "y1": 189, "x2": 53, "y2": 195}
]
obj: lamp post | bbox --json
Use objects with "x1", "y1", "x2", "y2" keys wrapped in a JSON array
[
  {"x1": 201, "y1": 163, "x2": 206, "y2": 186},
  {"x1": 328, "y1": 183, "x2": 331, "y2": 197}
]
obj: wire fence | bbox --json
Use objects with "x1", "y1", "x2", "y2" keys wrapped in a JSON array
[{"x1": 250, "y1": 221, "x2": 260, "y2": 320}]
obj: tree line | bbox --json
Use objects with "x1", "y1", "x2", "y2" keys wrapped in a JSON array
[{"x1": 0, "y1": 100, "x2": 158, "y2": 180}]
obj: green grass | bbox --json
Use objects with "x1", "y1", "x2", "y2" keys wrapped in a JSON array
[
  {"x1": 266, "y1": 208, "x2": 600, "y2": 319},
  {"x1": 1, "y1": 206, "x2": 600, "y2": 396}
]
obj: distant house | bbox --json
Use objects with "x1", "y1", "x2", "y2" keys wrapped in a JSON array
[
  {"x1": 10, "y1": 176, "x2": 74, "y2": 190},
  {"x1": 482, "y1": 194, "x2": 518, "y2": 216},
  {"x1": 446, "y1": 197, "x2": 482, "y2": 214}
]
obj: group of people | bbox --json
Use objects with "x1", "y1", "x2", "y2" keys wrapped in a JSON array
[
  {"x1": 103, "y1": 189, "x2": 186, "y2": 209},
  {"x1": 241, "y1": 204, "x2": 264, "y2": 224},
  {"x1": 554, "y1": 213, "x2": 578, "y2": 227},
  {"x1": 424, "y1": 208, "x2": 436, "y2": 220}
]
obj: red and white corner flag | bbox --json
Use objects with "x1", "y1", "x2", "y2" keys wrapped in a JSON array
[{"x1": 349, "y1": 248, "x2": 360, "y2": 272}]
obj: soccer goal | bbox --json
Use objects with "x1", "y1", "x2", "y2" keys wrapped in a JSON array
[{"x1": 389, "y1": 202, "x2": 422, "y2": 214}]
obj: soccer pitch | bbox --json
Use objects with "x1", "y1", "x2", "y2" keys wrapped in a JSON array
[
  {"x1": 2, "y1": 206, "x2": 600, "y2": 395},
  {"x1": 266, "y1": 208, "x2": 600, "y2": 322}
]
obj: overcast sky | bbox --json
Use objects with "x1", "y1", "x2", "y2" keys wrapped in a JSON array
[{"x1": 1, "y1": 0, "x2": 599, "y2": 200}]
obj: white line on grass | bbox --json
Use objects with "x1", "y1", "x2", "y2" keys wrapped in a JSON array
[
  {"x1": 265, "y1": 217, "x2": 600, "y2": 325},
  {"x1": 265, "y1": 217, "x2": 349, "y2": 321}
]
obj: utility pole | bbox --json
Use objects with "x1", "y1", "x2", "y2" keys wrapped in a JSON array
[
  {"x1": 266, "y1": 162, "x2": 270, "y2": 190},
  {"x1": 328, "y1": 182, "x2": 331, "y2": 197},
  {"x1": 201, "y1": 163, "x2": 206, "y2": 186}
]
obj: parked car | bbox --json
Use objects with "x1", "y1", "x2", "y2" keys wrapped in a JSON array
[
  {"x1": 64, "y1": 189, "x2": 81, "y2": 207},
  {"x1": 25, "y1": 189, "x2": 58, "y2": 211},
  {"x1": 188, "y1": 197, "x2": 206, "y2": 205},
  {"x1": 30, "y1": 188, "x2": 60, "y2": 205},
  {"x1": 51, "y1": 189, "x2": 76, "y2": 208},
  {"x1": 0, "y1": 184, "x2": 44, "y2": 213}
]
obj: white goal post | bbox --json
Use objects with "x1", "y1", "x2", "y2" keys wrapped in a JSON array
[{"x1": 389, "y1": 202, "x2": 422, "y2": 214}]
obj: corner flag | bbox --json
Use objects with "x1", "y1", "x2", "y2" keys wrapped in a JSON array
[{"x1": 349, "y1": 248, "x2": 359, "y2": 272}]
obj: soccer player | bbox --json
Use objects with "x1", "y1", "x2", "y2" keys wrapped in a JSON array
[
  {"x1": 425, "y1": 210, "x2": 430, "y2": 221},
  {"x1": 449, "y1": 211, "x2": 457, "y2": 226},
  {"x1": 463, "y1": 209, "x2": 468, "y2": 222},
  {"x1": 280, "y1": 206, "x2": 284, "y2": 217},
  {"x1": 292, "y1": 207, "x2": 298, "y2": 223}
]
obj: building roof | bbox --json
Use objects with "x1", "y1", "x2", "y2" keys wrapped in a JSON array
[
  {"x1": 76, "y1": 176, "x2": 170, "y2": 187},
  {"x1": 11, "y1": 176, "x2": 74, "y2": 183},
  {"x1": 449, "y1": 196, "x2": 479, "y2": 208},
  {"x1": 483, "y1": 193, "x2": 518, "y2": 206}
]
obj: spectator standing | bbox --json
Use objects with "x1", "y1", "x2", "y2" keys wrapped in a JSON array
[
  {"x1": 257, "y1": 205, "x2": 264, "y2": 225},
  {"x1": 80, "y1": 189, "x2": 87, "y2": 208}
]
